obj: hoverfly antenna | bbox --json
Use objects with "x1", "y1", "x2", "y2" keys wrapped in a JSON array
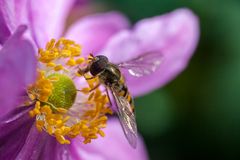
[
  {"x1": 89, "y1": 53, "x2": 94, "y2": 58},
  {"x1": 88, "y1": 53, "x2": 95, "y2": 62},
  {"x1": 90, "y1": 53, "x2": 94, "y2": 56}
]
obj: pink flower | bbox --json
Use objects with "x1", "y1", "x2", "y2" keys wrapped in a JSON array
[
  {"x1": 65, "y1": 9, "x2": 199, "y2": 96},
  {"x1": 0, "y1": 0, "x2": 199, "y2": 159}
]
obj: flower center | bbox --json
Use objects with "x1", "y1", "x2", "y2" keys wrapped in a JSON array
[
  {"x1": 47, "y1": 73, "x2": 77, "y2": 110},
  {"x1": 25, "y1": 38, "x2": 112, "y2": 144}
]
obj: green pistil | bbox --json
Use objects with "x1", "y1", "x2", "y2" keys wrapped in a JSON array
[{"x1": 47, "y1": 73, "x2": 77, "y2": 110}]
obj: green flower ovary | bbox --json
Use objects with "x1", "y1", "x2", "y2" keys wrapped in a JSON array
[{"x1": 48, "y1": 73, "x2": 77, "y2": 110}]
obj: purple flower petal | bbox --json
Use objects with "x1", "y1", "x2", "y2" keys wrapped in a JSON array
[
  {"x1": 0, "y1": 107, "x2": 58, "y2": 160},
  {"x1": 65, "y1": 12, "x2": 130, "y2": 56},
  {"x1": 15, "y1": 123, "x2": 49, "y2": 160},
  {"x1": 0, "y1": 0, "x2": 35, "y2": 44},
  {"x1": 0, "y1": 107, "x2": 34, "y2": 159},
  {"x1": 39, "y1": 137, "x2": 75, "y2": 160},
  {"x1": 0, "y1": 106, "x2": 76, "y2": 160},
  {"x1": 0, "y1": 25, "x2": 36, "y2": 117},
  {"x1": 70, "y1": 118, "x2": 148, "y2": 160},
  {"x1": 102, "y1": 9, "x2": 199, "y2": 96},
  {"x1": 0, "y1": 7, "x2": 11, "y2": 44},
  {"x1": 28, "y1": 0, "x2": 75, "y2": 48},
  {"x1": 0, "y1": 0, "x2": 28, "y2": 32}
]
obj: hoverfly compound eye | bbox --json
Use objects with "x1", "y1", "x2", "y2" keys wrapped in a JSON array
[
  {"x1": 90, "y1": 55, "x2": 108, "y2": 76},
  {"x1": 95, "y1": 55, "x2": 108, "y2": 62}
]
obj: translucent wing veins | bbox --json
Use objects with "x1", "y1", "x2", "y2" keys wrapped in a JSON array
[
  {"x1": 110, "y1": 88, "x2": 138, "y2": 148},
  {"x1": 118, "y1": 51, "x2": 163, "y2": 77}
]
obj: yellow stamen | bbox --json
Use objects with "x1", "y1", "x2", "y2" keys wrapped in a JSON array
[
  {"x1": 47, "y1": 62, "x2": 56, "y2": 67},
  {"x1": 76, "y1": 57, "x2": 85, "y2": 64},
  {"x1": 26, "y1": 38, "x2": 112, "y2": 145},
  {"x1": 54, "y1": 65, "x2": 64, "y2": 71},
  {"x1": 29, "y1": 87, "x2": 111, "y2": 144},
  {"x1": 38, "y1": 38, "x2": 82, "y2": 71},
  {"x1": 66, "y1": 58, "x2": 76, "y2": 66}
]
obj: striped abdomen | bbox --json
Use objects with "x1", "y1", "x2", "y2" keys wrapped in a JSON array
[{"x1": 114, "y1": 75, "x2": 134, "y2": 112}]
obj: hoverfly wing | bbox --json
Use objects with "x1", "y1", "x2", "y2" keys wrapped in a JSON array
[
  {"x1": 110, "y1": 88, "x2": 138, "y2": 148},
  {"x1": 118, "y1": 51, "x2": 163, "y2": 77}
]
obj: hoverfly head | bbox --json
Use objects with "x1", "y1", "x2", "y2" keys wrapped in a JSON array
[{"x1": 89, "y1": 55, "x2": 109, "y2": 76}]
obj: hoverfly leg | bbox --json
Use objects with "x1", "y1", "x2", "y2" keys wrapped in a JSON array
[
  {"x1": 78, "y1": 65, "x2": 93, "y2": 80},
  {"x1": 88, "y1": 83, "x2": 101, "y2": 92},
  {"x1": 85, "y1": 76, "x2": 96, "y2": 80},
  {"x1": 77, "y1": 66, "x2": 89, "y2": 76},
  {"x1": 77, "y1": 84, "x2": 99, "y2": 93}
]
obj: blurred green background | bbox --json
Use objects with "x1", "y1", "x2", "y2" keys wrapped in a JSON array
[{"x1": 90, "y1": 0, "x2": 240, "y2": 159}]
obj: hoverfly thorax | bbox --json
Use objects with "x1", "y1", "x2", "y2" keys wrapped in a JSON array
[{"x1": 89, "y1": 55, "x2": 109, "y2": 76}]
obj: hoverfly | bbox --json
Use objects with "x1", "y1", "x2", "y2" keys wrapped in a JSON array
[{"x1": 78, "y1": 52, "x2": 163, "y2": 148}]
